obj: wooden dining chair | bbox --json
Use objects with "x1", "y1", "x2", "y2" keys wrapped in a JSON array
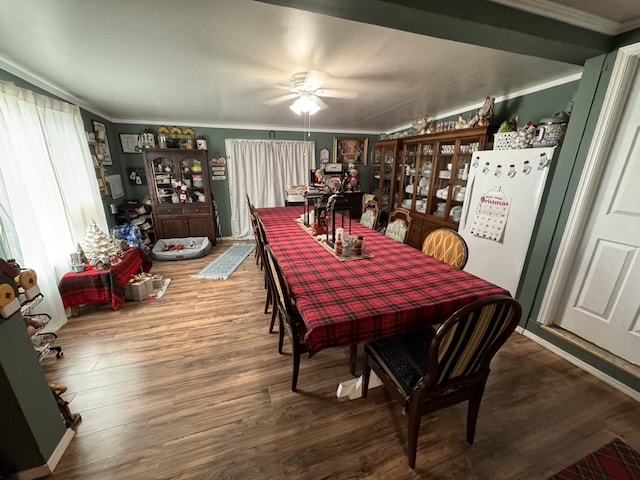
[
  {"x1": 360, "y1": 199, "x2": 380, "y2": 230},
  {"x1": 384, "y1": 208, "x2": 412, "y2": 243},
  {"x1": 255, "y1": 216, "x2": 279, "y2": 333},
  {"x1": 264, "y1": 245, "x2": 309, "y2": 392},
  {"x1": 362, "y1": 295, "x2": 522, "y2": 469},
  {"x1": 421, "y1": 228, "x2": 469, "y2": 269},
  {"x1": 246, "y1": 194, "x2": 261, "y2": 267}
]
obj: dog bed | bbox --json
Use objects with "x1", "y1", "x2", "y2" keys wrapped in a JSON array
[{"x1": 152, "y1": 237, "x2": 212, "y2": 261}]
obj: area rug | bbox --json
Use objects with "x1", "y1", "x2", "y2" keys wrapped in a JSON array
[
  {"x1": 548, "y1": 438, "x2": 640, "y2": 480},
  {"x1": 190, "y1": 243, "x2": 255, "y2": 280}
]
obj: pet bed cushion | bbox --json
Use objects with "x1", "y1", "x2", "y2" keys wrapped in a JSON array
[{"x1": 152, "y1": 237, "x2": 211, "y2": 261}]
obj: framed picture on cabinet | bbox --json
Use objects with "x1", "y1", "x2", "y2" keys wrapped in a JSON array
[
  {"x1": 333, "y1": 137, "x2": 368, "y2": 166},
  {"x1": 119, "y1": 133, "x2": 142, "y2": 153},
  {"x1": 92, "y1": 120, "x2": 113, "y2": 165}
]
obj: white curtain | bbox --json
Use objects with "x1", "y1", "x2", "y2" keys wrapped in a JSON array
[
  {"x1": 225, "y1": 139, "x2": 315, "y2": 239},
  {"x1": 0, "y1": 81, "x2": 108, "y2": 331}
]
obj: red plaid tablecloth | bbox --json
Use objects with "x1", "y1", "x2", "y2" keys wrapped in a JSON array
[
  {"x1": 257, "y1": 207, "x2": 510, "y2": 356},
  {"x1": 58, "y1": 247, "x2": 151, "y2": 310}
]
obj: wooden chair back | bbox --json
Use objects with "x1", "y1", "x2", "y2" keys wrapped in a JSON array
[
  {"x1": 264, "y1": 245, "x2": 309, "y2": 391},
  {"x1": 360, "y1": 200, "x2": 379, "y2": 230},
  {"x1": 385, "y1": 208, "x2": 412, "y2": 243}
]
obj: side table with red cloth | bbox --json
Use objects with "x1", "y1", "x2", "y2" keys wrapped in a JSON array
[
  {"x1": 58, "y1": 247, "x2": 152, "y2": 311},
  {"x1": 256, "y1": 207, "x2": 511, "y2": 356}
]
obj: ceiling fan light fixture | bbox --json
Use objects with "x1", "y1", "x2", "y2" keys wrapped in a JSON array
[{"x1": 290, "y1": 94, "x2": 320, "y2": 116}]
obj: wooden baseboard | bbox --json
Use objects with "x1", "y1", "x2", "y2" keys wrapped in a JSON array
[{"x1": 517, "y1": 327, "x2": 640, "y2": 403}]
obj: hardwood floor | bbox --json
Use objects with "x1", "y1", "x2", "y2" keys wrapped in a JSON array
[{"x1": 41, "y1": 240, "x2": 640, "y2": 479}]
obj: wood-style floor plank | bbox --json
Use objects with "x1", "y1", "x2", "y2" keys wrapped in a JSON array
[{"x1": 40, "y1": 240, "x2": 640, "y2": 479}]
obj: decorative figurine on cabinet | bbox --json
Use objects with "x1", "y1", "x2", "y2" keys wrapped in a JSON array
[{"x1": 342, "y1": 167, "x2": 360, "y2": 192}]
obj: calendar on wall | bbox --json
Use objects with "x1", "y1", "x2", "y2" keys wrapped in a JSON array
[{"x1": 469, "y1": 187, "x2": 511, "y2": 243}]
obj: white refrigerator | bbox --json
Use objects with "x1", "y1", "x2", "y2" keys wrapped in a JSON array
[{"x1": 457, "y1": 146, "x2": 556, "y2": 296}]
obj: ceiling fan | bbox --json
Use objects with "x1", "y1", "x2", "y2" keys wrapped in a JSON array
[{"x1": 263, "y1": 70, "x2": 358, "y2": 114}]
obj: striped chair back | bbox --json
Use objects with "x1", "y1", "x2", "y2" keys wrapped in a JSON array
[{"x1": 427, "y1": 296, "x2": 521, "y2": 390}]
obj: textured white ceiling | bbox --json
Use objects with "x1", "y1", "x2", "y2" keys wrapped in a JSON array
[{"x1": 0, "y1": 0, "x2": 626, "y2": 133}]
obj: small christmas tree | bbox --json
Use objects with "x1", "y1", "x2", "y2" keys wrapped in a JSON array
[{"x1": 80, "y1": 219, "x2": 118, "y2": 262}]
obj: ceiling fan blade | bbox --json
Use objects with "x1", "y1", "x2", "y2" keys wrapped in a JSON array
[
  {"x1": 304, "y1": 69, "x2": 327, "y2": 90},
  {"x1": 315, "y1": 88, "x2": 359, "y2": 99},
  {"x1": 262, "y1": 93, "x2": 298, "y2": 105}
]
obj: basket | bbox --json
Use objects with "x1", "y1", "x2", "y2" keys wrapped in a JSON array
[{"x1": 493, "y1": 132, "x2": 517, "y2": 150}]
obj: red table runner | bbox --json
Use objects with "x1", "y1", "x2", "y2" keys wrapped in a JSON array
[
  {"x1": 58, "y1": 247, "x2": 151, "y2": 310},
  {"x1": 257, "y1": 206, "x2": 510, "y2": 356}
]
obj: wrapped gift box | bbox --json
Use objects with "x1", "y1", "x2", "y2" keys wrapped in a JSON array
[{"x1": 125, "y1": 277, "x2": 152, "y2": 301}]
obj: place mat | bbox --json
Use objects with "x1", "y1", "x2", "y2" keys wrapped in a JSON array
[{"x1": 295, "y1": 219, "x2": 373, "y2": 262}]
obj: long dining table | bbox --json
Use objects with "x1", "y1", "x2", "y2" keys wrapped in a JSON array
[{"x1": 256, "y1": 206, "x2": 510, "y2": 358}]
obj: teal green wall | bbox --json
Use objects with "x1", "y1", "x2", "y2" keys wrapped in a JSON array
[
  {"x1": 0, "y1": 311, "x2": 67, "y2": 475},
  {"x1": 436, "y1": 81, "x2": 578, "y2": 130},
  {"x1": 106, "y1": 124, "x2": 377, "y2": 237}
]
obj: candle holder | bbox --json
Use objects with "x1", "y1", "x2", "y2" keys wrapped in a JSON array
[
  {"x1": 304, "y1": 188, "x2": 323, "y2": 227},
  {"x1": 325, "y1": 194, "x2": 351, "y2": 248}
]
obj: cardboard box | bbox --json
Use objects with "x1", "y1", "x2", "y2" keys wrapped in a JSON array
[{"x1": 125, "y1": 277, "x2": 152, "y2": 301}]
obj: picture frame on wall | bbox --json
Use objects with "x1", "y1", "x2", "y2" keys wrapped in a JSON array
[
  {"x1": 319, "y1": 147, "x2": 330, "y2": 166},
  {"x1": 92, "y1": 120, "x2": 113, "y2": 165},
  {"x1": 119, "y1": 133, "x2": 142, "y2": 153},
  {"x1": 333, "y1": 137, "x2": 368, "y2": 166}
]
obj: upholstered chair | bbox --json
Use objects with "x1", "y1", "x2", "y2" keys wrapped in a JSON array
[
  {"x1": 360, "y1": 200, "x2": 379, "y2": 230},
  {"x1": 421, "y1": 228, "x2": 469, "y2": 269},
  {"x1": 362, "y1": 295, "x2": 522, "y2": 469},
  {"x1": 384, "y1": 208, "x2": 412, "y2": 243}
]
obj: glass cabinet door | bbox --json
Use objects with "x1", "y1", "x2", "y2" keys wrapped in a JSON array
[
  {"x1": 450, "y1": 138, "x2": 479, "y2": 222},
  {"x1": 370, "y1": 144, "x2": 397, "y2": 214},
  {"x1": 398, "y1": 143, "x2": 417, "y2": 210},
  {"x1": 431, "y1": 140, "x2": 456, "y2": 219},
  {"x1": 180, "y1": 156, "x2": 207, "y2": 203},
  {"x1": 382, "y1": 146, "x2": 397, "y2": 213},
  {"x1": 151, "y1": 156, "x2": 176, "y2": 204},
  {"x1": 414, "y1": 142, "x2": 434, "y2": 214}
]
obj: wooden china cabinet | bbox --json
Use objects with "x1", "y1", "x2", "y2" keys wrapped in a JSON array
[
  {"x1": 369, "y1": 138, "x2": 402, "y2": 217},
  {"x1": 143, "y1": 149, "x2": 217, "y2": 244},
  {"x1": 394, "y1": 126, "x2": 491, "y2": 249}
]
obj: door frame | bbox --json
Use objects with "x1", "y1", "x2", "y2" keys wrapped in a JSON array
[{"x1": 538, "y1": 43, "x2": 640, "y2": 326}]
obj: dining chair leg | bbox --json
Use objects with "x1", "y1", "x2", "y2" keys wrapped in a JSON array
[
  {"x1": 291, "y1": 350, "x2": 300, "y2": 392},
  {"x1": 278, "y1": 317, "x2": 285, "y2": 354},
  {"x1": 407, "y1": 407, "x2": 422, "y2": 469},
  {"x1": 466, "y1": 384, "x2": 485, "y2": 445},
  {"x1": 268, "y1": 301, "x2": 277, "y2": 333},
  {"x1": 362, "y1": 353, "x2": 371, "y2": 398},
  {"x1": 264, "y1": 282, "x2": 271, "y2": 314},
  {"x1": 349, "y1": 343, "x2": 358, "y2": 376}
]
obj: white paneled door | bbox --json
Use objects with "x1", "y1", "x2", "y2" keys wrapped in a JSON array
[{"x1": 555, "y1": 63, "x2": 640, "y2": 365}]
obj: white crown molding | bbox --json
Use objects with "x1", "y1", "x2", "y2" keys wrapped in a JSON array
[
  {"x1": 0, "y1": 57, "x2": 110, "y2": 121},
  {"x1": 489, "y1": 0, "x2": 627, "y2": 35}
]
